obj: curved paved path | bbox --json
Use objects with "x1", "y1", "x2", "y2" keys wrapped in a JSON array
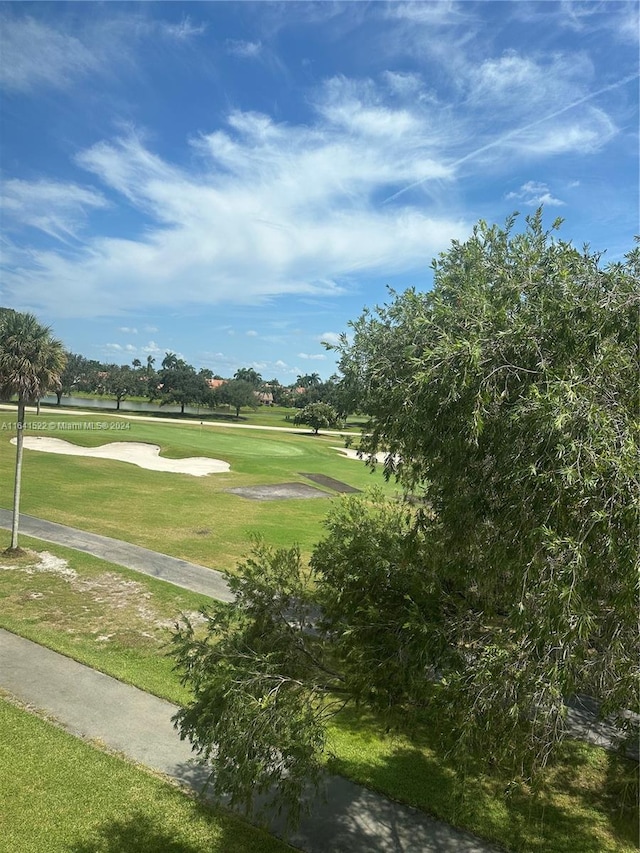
[
  {"x1": 0, "y1": 508, "x2": 233, "y2": 602},
  {"x1": 1, "y1": 509, "x2": 635, "y2": 760},
  {"x1": 1, "y1": 629, "x2": 499, "y2": 853}
]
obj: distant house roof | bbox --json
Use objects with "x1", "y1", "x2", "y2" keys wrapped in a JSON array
[{"x1": 206, "y1": 378, "x2": 227, "y2": 389}]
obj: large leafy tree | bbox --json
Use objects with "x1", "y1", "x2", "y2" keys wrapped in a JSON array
[
  {"x1": 57, "y1": 352, "x2": 97, "y2": 403},
  {"x1": 157, "y1": 357, "x2": 208, "y2": 414},
  {"x1": 220, "y1": 379, "x2": 259, "y2": 418},
  {"x1": 0, "y1": 311, "x2": 66, "y2": 550},
  {"x1": 105, "y1": 364, "x2": 134, "y2": 410},
  {"x1": 171, "y1": 214, "x2": 639, "y2": 819},
  {"x1": 293, "y1": 401, "x2": 341, "y2": 434}
]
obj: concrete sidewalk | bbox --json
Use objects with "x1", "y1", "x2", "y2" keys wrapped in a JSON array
[
  {"x1": 1, "y1": 510, "x2": 635, "y2": 759},
  {"x1": 0, "y1": 509, "x2": 233, "y2": 602},
  {"x1": 0, "y1": 629, "x2": 499, "y2": 853}
]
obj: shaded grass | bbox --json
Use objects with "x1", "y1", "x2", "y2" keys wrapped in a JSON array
[
  {"x1": 1, "y1": 537, "x2": 637, "y2": 853},
  {"x1": 0, "y1": 411, "x2": 398, "y2": 572},
  {"x1": 326, "y1": 706, "x2": 638, "y2": 853},
  {"x1": 0, "y1": 697, "x2": 292, "y2": 853}
]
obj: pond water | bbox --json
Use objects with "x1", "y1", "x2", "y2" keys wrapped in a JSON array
[{"x1": 39, "y1": 395, "x2": 207, "y2": 416}]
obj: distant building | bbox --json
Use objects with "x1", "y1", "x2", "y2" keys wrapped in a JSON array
[{"x1": 255, "y1": 390, "x2": 274, "y2": 405}]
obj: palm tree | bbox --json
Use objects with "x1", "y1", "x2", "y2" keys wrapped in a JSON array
[
  {"x1": 162, "y1": 351, "x2": 179, "y2": 370},
  {"x1": 296, "y1": 372, "x2": 321, "y2": 389},
  {"x1": 234, "y1": 367, "x2": 262, "y2": 387},
  {"x1": 0, "y1": 312, "x2": 66, "y2": 551}
]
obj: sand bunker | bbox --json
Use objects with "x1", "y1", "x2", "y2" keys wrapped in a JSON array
[
  {"x1": 11, "y1": 436, "x2": 230, "y2": 477},
  {"x1": 332, "y1": 447, "x2": 393, "y2": 464}
]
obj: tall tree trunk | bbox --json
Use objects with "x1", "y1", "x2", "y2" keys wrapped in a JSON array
[{"x1": 10, "y1": 399, "x2": 25, "y2": 550}]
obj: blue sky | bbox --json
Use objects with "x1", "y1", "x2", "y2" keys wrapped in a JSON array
[{"x1": 1, "y1": 1, "x2": 638, "y2": 382}]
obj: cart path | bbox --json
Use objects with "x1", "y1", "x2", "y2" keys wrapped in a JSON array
[
  {"x1": 0, "y1": 629, "x2": 500, "y2": 853},
  {"x1": 1, "y1": 509, "x2": 635, "y2": 759},
  {"x1": 0, "y1": 509, "x2": 233, "y2": 602}
]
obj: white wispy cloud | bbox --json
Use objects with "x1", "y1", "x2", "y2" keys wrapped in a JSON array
[
  {"x1": 319, "y1": 331, "x2": 342, "y2": 347},
  {"x1": 523, "y1": 2, "x2": 640, "y2": 45},
  {"x1": 105, "y1": 341, "x2": 147, "y2": 355},
  {"x1": 387, "y1": 2, "x2": 472, "y2": 27},
  {"x1": 298, "y1": 352, "x2": 327, "y2": 361},
  {"x1": 1, "y1": 179, "x2": 108, "y2": 241},
  {"x1": 2, "y1": 45, "x2": 630, "y2": 320},
  {"x1": 0, "y1": 13, "x2": 98, "y2": 92},
  {"x1": 160, "y1": 17, "x2": 206, "y2": 41},
  {"x1": 118, "y1": 326, "x2": 138, "y2": 334},
  {"x1": 506, "y1": 181, "x2": 565, "y2": 207},
  {"x1": 226, "y1": 39, "x2": 262, "y2": 58},
  {"x1": 0, "y1": 11, "x2": 206, "y2": 93},
  {"x1": 467, "y1": 51, "x2": 595, "y2": 112},
  {"x1": 3, "y1": 76, "x2": 468, "y2": 318}
]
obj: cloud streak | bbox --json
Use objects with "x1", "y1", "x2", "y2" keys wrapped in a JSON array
[
  {"x1": 3, "y1": 74, "x2": 471, "y2": 318},
  {"x1": 383, "y1": 71, "x2": 636, "y2": 203}
]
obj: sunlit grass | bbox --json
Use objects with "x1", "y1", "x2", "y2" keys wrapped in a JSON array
[
  {"x1": 0, "y1": 698, "x2": 292, "y2": 853},
  {"x1": 0, "y1": 410, "x2": 397, "y2": 573}
]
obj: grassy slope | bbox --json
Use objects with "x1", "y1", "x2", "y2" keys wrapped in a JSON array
[
  {"x1": 0, "y1": 410, "x2": 397, "y2": 572},
  {"x1": 0, "y1": 698, "x2": 292, "y2": 853},
  {"x1": 1, "y1": 538, "x2": 637, "y2": 853}
]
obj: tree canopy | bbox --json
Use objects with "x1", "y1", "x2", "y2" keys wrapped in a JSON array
[
  {"x1": 156, "y1": 358, "x2": 209, "y2": 414},
  {"x1": 172, "y1": 213, "x2": 639, "y2": 820},
  {"x1": 234, "y1": 367, "x2": 263, "y2": 387},
  {"x1": 220, "y1": 379, "x2": 259, "y2": 417},
  {"x1": 292, "y1": 401, "x2": 341, "y2": 434}
]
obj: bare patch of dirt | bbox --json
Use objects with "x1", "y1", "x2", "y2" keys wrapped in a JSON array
[
  {"x1": 227, "y1": 483, "x2": 328, "y2": 501},
  {"x1": 0, "y1": 550, "x2": 78, "y2": 579},
  {"x1": 0, "y1": 551, "x2": 201, "y2": 641},
  {"x1": 2, "y1": 546, "x2": 29, "y2": 558},
  {"x1": 153, "y1": 609, "x2": 208, "y2": 630}
]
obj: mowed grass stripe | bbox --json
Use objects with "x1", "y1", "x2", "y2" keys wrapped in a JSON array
[{"x1": 0, "y1": 697, "x2": 293, "y2": 853}]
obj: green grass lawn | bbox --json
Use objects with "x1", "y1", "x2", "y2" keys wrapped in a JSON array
[
  {"x1": 0, "y1": 697, "x2": 293, "y2": 853},
  {"x1": 0, "y1": 409, "x2": 398, "y2": 572},
  {"x1": 1, "y1": 540, "x2": 637, "y2": 853}
]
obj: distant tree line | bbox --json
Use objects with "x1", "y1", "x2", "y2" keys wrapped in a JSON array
[{"x1": 53, "y1": 352, "x2": 355, "y2": 419}]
